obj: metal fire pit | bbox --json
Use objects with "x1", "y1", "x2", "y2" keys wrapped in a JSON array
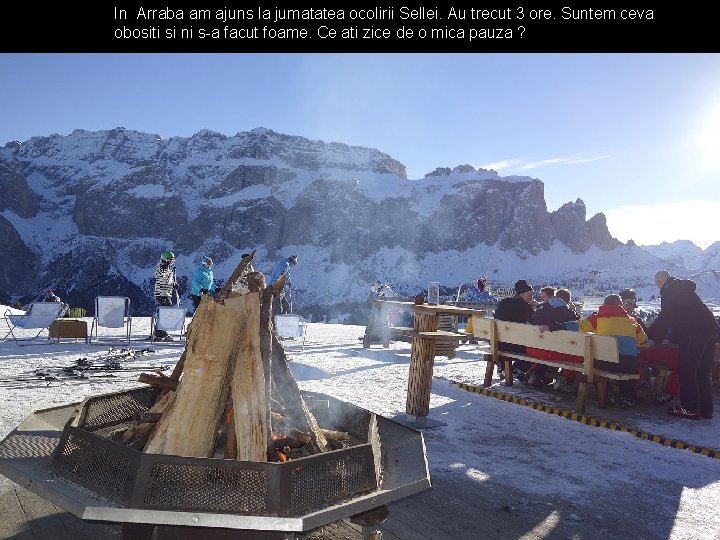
[{"x1": 0, "y1": 387, "x2": 431, "y2": 535}]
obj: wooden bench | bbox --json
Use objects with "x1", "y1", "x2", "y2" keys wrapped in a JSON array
[{"x1": 471, "y1": 318, "x2": 640, "y2": 412}]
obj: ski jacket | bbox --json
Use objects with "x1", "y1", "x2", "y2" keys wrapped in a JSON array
[
  {"x1": 579, "y1": 304, "x2": 647, "y2": 356},
  {"x1": 269, "y1": 257, "x2": 293, "y2": 287},
  {"x1": 191, "y1": 263, "x2": 217, "y2": 296},
  {"x1": 648, "y1": 277, "x2": 719, "y2": 343},
  {"x1": 493, "y1": 295, "x2": 535, "y2": 353},
  {"x1": 531, "y1": 297, "x2": 579, "y2": 330},
  {"x1": 153, "y1": 262, "x2": 176, "y2": 299},
  {"x1": 494, "y1": 295, "x2": 535, "y2": 324},
  {"x1": 525, "y1": 298, "x2": 582, "y2": 362}
]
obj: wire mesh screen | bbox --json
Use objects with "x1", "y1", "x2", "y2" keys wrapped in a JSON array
[
  {"x1": 289, "y1": 446, "x2": 377, "y2": 514},
  {"x1": 143, "y1": 461, "x2": 269, "y2": 514},
  {"x1": 53, "y1": 431, "x2": 133, "y2": 500},
  {"x1": 49, "y1": 388, "x2": 401, "y2": 518},
  {"x1": 78, "y1": 388, "x2": 159, "y2": 432}
]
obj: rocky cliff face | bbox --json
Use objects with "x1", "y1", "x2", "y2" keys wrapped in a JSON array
[{"x1": 0, "y1": 127, "x2": 623, "y2": 313}]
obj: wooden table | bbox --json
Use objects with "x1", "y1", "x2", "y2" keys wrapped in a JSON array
[
  {"x1": 365, "y1": 300, "x2": 486, "y2": 428},
  {"x1": 637, "y1": 341, "x2": 720, "y2": 393}
]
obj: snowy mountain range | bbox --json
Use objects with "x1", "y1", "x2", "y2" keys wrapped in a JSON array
[{"x1": 1, "y1": 127, "x2": 718, "y2": 321}]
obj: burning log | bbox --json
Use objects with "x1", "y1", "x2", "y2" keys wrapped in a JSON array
[
  {"x1": 144, "y1": 293, "x2": 253, "y2": 457},
  {"x1": 132, "y1": 253, "x2": 330, "y2": 463}
]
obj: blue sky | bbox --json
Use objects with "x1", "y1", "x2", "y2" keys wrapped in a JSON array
[{"x1": 2, "y1": 53, "x2": 719, "y2": 248}]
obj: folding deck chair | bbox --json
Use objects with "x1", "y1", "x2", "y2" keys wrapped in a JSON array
[
  {"x1": 274, "y1": 314, "x2": 307, "y2": 351},
  {"x1": 3, "y1": 302, "x2": 65, "y2": 346},
  {"x1": 150, "y1": 306, "x2": 187, "y2": 344},
  {"x1": 90, "y1": 296, "x2": 132, "y2": 343}
]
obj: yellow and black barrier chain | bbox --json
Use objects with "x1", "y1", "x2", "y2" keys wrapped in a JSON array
[{"x1": 448, "y1": 379, "x2": 720, "y2": 460}]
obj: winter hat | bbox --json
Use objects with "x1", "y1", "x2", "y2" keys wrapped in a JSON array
[
  {"x1": 289, "y1": 254, "x2": 298, "y2": 265},
  {"x1": 203, "y1": 256, "x2": 214, "y2": 266},
  {"x1": 514, "y1": 279, "x2": 534, "y2": 295}
]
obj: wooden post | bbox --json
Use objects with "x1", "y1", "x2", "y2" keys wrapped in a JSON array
[
  {"x1": 483, "y1": 319, "x2": 499, "y2": 388},
  {"x1": 405, "y1": 312, "x2": 437, "y2": 420},
  {"x1": 596, "y1": 377, "x2": 608, "y2": 409}
]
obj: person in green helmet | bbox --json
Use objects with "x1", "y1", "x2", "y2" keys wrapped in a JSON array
[{"x1": 153, "y1": 250, "x2": 178, "y2": 340}]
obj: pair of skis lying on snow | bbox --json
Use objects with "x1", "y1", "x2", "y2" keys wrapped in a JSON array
[{"x1": 0, "y1": 347, "x2": 171, "y2": 386}]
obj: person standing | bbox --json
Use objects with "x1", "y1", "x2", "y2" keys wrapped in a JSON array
[
  {"x1": 190, "y1": 256, "x2": 217, "y2": 311},
  {"x1": 648, "y1": 270, "x2": 720, "y2": 420},
  {"x1": 152, "y1": 251, "x2": 178, "y2": 340},
  {"x1": 268, "y1": 254, "x2": 298, "y2": 315}
]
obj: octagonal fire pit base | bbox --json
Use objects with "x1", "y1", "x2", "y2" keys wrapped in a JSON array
[{"x1": 0, "y1": 388, "x2": 430, "y2": 536}]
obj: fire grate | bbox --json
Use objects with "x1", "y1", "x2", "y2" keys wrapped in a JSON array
[{"x1": 0, "y1": 388, "x2": 430, "y2": 532}]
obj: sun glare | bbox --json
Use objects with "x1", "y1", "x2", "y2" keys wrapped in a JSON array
[
  {"x1": 695, "y1": 102, "x2": 720, "y2": 171},
  {"x1": 604, "y1": 200, "x2": 718, "y2": 249}
]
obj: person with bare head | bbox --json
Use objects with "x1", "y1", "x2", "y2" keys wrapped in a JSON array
[
  {"x1": 556, "y1": 288, "x2": 580, "y2": 318},
  {"x1": 539, "y1": 286, "x2": 555, "y2": 303},
  {"x1": 578, "y1": 294, "x2": 647, "y2": 408},
  {"x1": 648, "y1": 270, "x2": 720, "y2": 420},
  {"x1": 525, "y1": 285, "x2": 580, "y2": 387}
]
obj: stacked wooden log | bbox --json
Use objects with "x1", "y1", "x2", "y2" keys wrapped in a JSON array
[{"x1": 112, "y1": 251, "x2": 340, "y2": 462}]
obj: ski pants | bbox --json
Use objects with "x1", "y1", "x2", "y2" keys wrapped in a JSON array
[{"x1": 677, "y1": 330, "x2": 718, "y2": 416}]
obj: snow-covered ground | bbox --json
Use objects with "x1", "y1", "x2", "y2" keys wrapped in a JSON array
[{"x1": 1, "y1": 309, "x2": 720, "y2": 539}]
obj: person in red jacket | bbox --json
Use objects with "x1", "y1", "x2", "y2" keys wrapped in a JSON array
[{"x1": 579, "y1": 294, "x2": 647, "y2": 408}]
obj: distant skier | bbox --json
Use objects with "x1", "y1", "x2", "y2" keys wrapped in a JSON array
[
  {"x1": 190, "y1": 256, "x2": 217, "y2": 311},
  {"x1": 153, "y1": 250, "x2": 178, "y2": 340},
  {"x1": 465, "y1": 276, "x2": 499, "y2": 304},
  {"x1": 268, "y1": 254, "x2": 298, "y2": 315}
]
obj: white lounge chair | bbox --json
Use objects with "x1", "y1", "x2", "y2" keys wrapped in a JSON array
[
  {"x1": 150, "y1": 306, "x2": 187, "y2": 343},
  {"x1": 274, "y1": 314, "x2": 306, "y2": 350},
  {"x1": 3, "y1": 302, "x2": 65, "y2": 346},
  {"x1": 90, "y1": 296, "x2": 132, "y2": 343}
]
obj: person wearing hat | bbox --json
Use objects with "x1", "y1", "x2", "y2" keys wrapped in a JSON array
[
  {"x1": 268, "y1": 254, "x2": 298, "y2": 315},
  {"x1": 152, "y1": 251, "x2": 178, "y2": 340},
  {"x1": 190, "y1": 255, "x2": 217, "y2": 311},
  {"x1": 492, "y1": 279, "x2": 537, "y2": 380}
]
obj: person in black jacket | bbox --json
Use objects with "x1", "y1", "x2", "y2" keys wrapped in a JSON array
[
  {"x1": 493, "y1": 279, "x2": 537, "y2": 380},
  {"x1": 648, "y1": 270, "x2": 719, "y2": 420}
]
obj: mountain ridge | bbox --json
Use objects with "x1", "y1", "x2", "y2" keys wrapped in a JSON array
[{"x1": 1, "y1": 127, "x2": 717, "y2": 321}]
